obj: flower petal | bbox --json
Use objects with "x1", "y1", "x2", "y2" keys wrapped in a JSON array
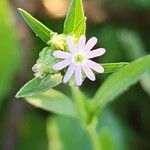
[
  {"x1": 63, "y1": 64, "x2": 75, "y2": 83},
  {"x1": 77, "y1": 35, "x2": 86, "y2": 50},
  {"x1": 87, "y1": 60, "x2": 104, "y2": 73},
  {"x1": 84, "y1": 37, "x2": 97, "y2": 52},
  {"x1": 82, "y1": 65, "x2": 96, "y2": 81},
  {"x1": 75, "y1": 66, "x2": 82, "y2": 86},
  {"x1": 53, "y1": 59, "x2": 71, "y2": 71},
  {"x1": 87, "y1": 48, "x2": 106, "y2": 59},
  {"x1": 66, "y1": 36, "x2": 77, "y2": 53},
  {"x1": 53, "y1": 51, "x2": 71, "y2": 59}
]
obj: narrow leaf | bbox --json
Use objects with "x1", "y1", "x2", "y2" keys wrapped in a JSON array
[
  {"x1": 16, "y1": 74, "x2": 62, "y2": 98},
  {"x1": 63, "y1": 0, "x2": 86, "y2": 36},
  {"x1": 26, "y1": 89, "x2": 77, "y2": 118},
  {"x1": 72, "y1": 18, "x2": 86, "y2": 37},
  {"x1": 92, "y1": 55, "x2": 150, "y2": 112},
  {"x1": 101, "y1": 62, "x2": 129, "y2": 74},
  {"x1": 18, "y1": 8, "x2": 54, "y2": 43}
]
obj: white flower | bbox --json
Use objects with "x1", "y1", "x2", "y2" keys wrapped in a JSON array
[{"x1": 53, "y1": 35, "x2": 106, "y2": 86}]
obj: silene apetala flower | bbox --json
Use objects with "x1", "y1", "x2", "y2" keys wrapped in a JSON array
[{"x1": 53, "y1": 35, "x2": 106, "y2": 86}]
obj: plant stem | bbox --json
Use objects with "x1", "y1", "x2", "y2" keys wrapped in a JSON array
[
  {"x1": 71, "y1": 87, "x2": 102, "y2": 150},
  {"x1": 86, "y1": 118, "x2": 102, "y2": 150}
]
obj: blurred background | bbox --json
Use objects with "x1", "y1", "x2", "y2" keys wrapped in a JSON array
[{"x1": 0, "y1": 0, "x2": 150, "y2": 150}]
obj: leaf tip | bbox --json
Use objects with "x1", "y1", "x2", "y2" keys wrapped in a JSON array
[
  {"x1": 15, "y1": 87, "x2": 25, "y2": 98},
  {"x1": 15, "y1": 91, "x2": 21, "y2": 98},
  {"x1": 17, "y1": 8, "x2": 23, "y2": 12},
  {"x1": 17, "y1": 8, "x2": 27, "y2": 16}
]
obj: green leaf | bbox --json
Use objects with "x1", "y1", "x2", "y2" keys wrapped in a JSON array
[
  {"x1": 101, "y1": 62, "x2": 129, "y2": 74},
  {"x1": 18, "y1": 8, "x2": 54, "y2": 43},
  {"x1": 46, "y1": 110, "x2": 132, "y2": 150},
  {"x1": 47, "y1": 115, "x2": 91, "y2": 150},
  {"x1": 63, "y1": 0, "x2": 86, "y2": 36},
  {"x1": 72, "y1": 18, "x2": 86, "y2": 37},
  {"x1": 92, "y1": 55, "x2": 150, "y2": 112},
  {"x1": 16, "y1": 74, "x2": 62, "y2": 98},
  {"x1": 26, "y1": 89, "x2": 77, "y2": 118},
  {"x1": 140, "y1": 70, "x2": 150, "y2": 95},
  {"x1": 98, "y1": 110, "x2": 133, "y2": 150},
  {"x1": 118, "y1": 29, "x2": 150, "y2": 95},
  {"x1": 0, "y1": 0, "x2": 20, "y2": 106}
]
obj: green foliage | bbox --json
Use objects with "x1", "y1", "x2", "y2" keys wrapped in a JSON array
[
  {"x1": 15, "y1": 0, "x2": 150, "y2": 149},
  {"x1": 17, "y1": 6, "x2": 131, "y2": 101},
  {"x1": 16, "y1": 74, "x2": 62, "y2": 98},
  {"x1": 72, "y1": 18, "x2": 86, "y2": 37},
  {"x1": 92, "y1": 55, "x2": 150, "y2": 112},
  {"x1": 0, "y1": 0, "x2": 20, "y2": 105},
  {"x1": 98, "y1": 110, "x2": 133, "y2": 150},
  {"x1": 71, "y1": 87, "x2": 88, "y2": 124},
  {"x1": 101, "y1": 62, "x2": 129, "y2": 74},
  {"x1": 16, "y1": 62, "x2": 128, "y2": 99},
  {"x1": 18, "y1": 8, "x2": 54, "y2": 43},
  {"x1": 140, "y1": 70, "x2": 150, "y2": 95},
  {"x1": 26, "y1": 89, "x2": 77, "y2": 118},
  {"x1": 118, "y1": 29, "x2": 150, "y2": 95},
  {"x1": 63, "y1": 0, "x2": 86, "y2": 36},
  {"x1": 46, "y1": 110, "x2": 132, "y2": 150},
  {"x1": 99, "y1": 128, "x2": 114, "y2": 150},
  {"x1": 47, "y1": 116, "x2": 91, "y2": 150}
]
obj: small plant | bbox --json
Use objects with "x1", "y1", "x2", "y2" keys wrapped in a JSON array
[{"x1": 16, "y1": 0, "x2": 150, "y2": 149}]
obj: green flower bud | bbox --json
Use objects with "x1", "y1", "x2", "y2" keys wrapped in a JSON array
[
  {"x1": 32, "y1": 47, "x2": 59, "y2": 77},
  {"x1": 47, "y1": 33, "x2": 67, "y2": 51}
]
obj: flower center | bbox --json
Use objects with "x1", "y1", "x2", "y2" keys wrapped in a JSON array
[{"x1": 74, "y1": 54, "x2": 85, "y2": 63}]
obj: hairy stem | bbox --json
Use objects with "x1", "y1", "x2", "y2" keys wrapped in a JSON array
[{"x1": 71, "y1": 87, "x2": 102, "y2": 150}]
